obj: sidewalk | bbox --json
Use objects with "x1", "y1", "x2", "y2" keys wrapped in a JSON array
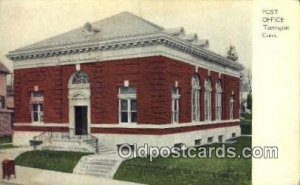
[
  {"x1": 0, "y1": 147, "x2": 142, "y2": 185},
  {"x1": 0, "y1": 166, "x2": 142, "y2": 185},
  {"x1": 0, "y1": 147, "x2": 30, "y2": 161}
]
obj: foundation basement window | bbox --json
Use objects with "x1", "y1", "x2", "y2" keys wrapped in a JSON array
[
  {"x1": 174, "y1": 143, "x2": 185, "y2": 150},
  {"x1": 194, "y1": 139, "x2": 202, "y2": 146},
  {"x1": 207, "y1": 137, "x2": 214, "y2": 143},
  {"x1": 218, "y1": 135, "x2": 223, "y2": 143},
  {"x1": 232, "y1": 133, "x2": 236, "y2": 138}
]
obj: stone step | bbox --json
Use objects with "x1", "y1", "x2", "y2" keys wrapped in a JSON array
[
  {"x1": 82, "y1": 160, "x2": 117, "y2": 165},
  {"x1": 98, "y1": 145, "x2": 111, "y2": 148},
  {"x1": 41, "y1": 146, "x2": 93, "y2": 153},
  {"x1": 50, "y1": 138, "x2": 82, "y2": 142},
  {"x1": 83, "y1": 140, "x2": 97, "y2": 143},
  {"x1": 76, "y1": 167, "x2": 111, "y2": 174},
  {"x1": 85, "y1": 143, "x2": 97, "y2": 146},
  {"x1": 83, "y1": 142, "x2": 97, "y2": 146},
  {"x1": 79, "y1": 171, "x2": 108, "y2": 178},
  {"x1": 77, "y1": 167, "x2": 111, "y2": 174},
  {"x1": 83, "y1": 157, "x2": 117, "y2": 162},
  {"x1": 78, "y1": 164, "x2": 113, "y2": 170},
  {"x1": 98, "y1": 148, "x2": 114, "y2": 152},
  {"x1": 98, "y1": 151, "x2": 116, "y2": 155},
  {"x1": 73, "y1": 154, "x2": 123, "y2": 179},
  {"x1": 82, "y1": 158, "x2": 117, "y2": 162},
  {"x1": 79, "y1": 161, "x2": 116, "y2": 167},
  {"x1": 98, "y1": 148, "x2": 113, "y2": 152}
]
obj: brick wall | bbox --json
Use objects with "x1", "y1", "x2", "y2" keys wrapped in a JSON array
[{"x1": 14, "y1": 56, "x2": 240, "y2": 125}]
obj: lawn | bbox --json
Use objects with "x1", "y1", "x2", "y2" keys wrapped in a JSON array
[
  {"x1": 0, "y1": 135, "x2": 12, "y2": 144},
  {"x1": 240, "y1": 113, "x2": 252, "y2": 135},
  {"x1": 114, "y1": 137, "x2": 251, "y2": 185},
  {"x1": 15, "y1": 150, "x2": 91, "y2": 173},
  {"x1": 0, "y1": 144, "x2": 16, "y2": 149},
  {"x1": 0, "y1": 135, "x2": 15, "y2": 149},
  {"x1": 240, "y1": 113, "x2": 252, "y2": 120}
]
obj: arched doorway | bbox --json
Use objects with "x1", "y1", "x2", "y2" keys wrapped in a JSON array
[{"x1": 68, "y1": 71, "x2": 91, "y2": 135}]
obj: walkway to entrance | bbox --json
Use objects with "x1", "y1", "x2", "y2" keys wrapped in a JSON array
[
  {"x1": 0, "y1": 165, "x2": 143, "y2": 185},
  {"x1": 0, "y1": 147, "x2": 142, "y2": 185}
]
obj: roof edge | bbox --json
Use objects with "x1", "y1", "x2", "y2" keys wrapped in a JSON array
[{"x1": 7, "y1": 33, "x2": 243, "y2": 71}]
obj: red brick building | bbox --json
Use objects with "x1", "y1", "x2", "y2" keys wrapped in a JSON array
[{"x1": 7, "y1": 12, "x2": 243, "y2": 148}]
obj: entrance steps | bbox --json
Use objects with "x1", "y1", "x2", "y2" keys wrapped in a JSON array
[
  {"x1": 39, "y1": 138, "x2": 95, "y2": 153},
  {"x1": 73, "y1": 154, "x2": 123, "y2": 178},
  {"x1": 38, "y1": 138, "x2": 116, "y2": 154}
]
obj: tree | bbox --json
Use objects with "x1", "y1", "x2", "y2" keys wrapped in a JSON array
[
  {"x1": 241, "y1": 68, "x2": 252, "y2": 94},
  {"x1": 226, "y1": 45, "x2": 238, "y2": 62},
  {"x1": 247, "y1": 93, "x2": 252, "y2": 110}
]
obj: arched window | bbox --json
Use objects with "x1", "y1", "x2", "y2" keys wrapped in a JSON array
[
  {"x1": 191, "y1": 75, "x2": 200, "y2": 122},
  {"x1": 204, "y1": 78, "x2": 212, "y2": 121},
  {"x1": 71, "y1": 72, "x2": 89, "y2": 84},
  {"x1": 230, "y1": 92, "x2": 235, "y2": 120},
  {"x1": 171, "y1": 86, "x2": 180, "y2": 123},
  {"x1": 215, "y1": 80, "x2": 222, "y2": 120}
]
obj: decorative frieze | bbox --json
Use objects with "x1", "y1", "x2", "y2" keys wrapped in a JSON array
[{"x1": 8, "y1": 33, "x2": 243, "y2": 72}]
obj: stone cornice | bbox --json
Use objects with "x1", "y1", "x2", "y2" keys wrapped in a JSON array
[{"x1": 7, "y1": 32, "x2": 243, "y2": 71}]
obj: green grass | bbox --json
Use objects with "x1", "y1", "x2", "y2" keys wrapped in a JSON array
[
  {"x1": 0, "y1": 135, "x2": 12, "y2": 144},
  {"x1": 0, "y1": 144, "x2": 16, "y2": 149},
  {"x1": 241, "y1": 113, "x2": 252, "y2": 120},
  {"x1": 114, "y1": 137, "x2": 251, "y2": 185},
  {"x1": 0, "y1": 136, "x2": 15, "y2": 149},
  {"x1": 240, "y1": 113, "x2": 252, "y2": 135},
  {"x1": 15, "y1": 150, "x2": 91, "y2": 173}
]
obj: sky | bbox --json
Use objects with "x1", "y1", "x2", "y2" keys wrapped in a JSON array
[{"x1": 0, "y1": 0, "x2": 252, "y2": 72}]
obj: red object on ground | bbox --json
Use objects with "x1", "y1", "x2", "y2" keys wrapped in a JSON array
[{"x1": 2, "y1": 159, "x2": 16, "y2": 180}]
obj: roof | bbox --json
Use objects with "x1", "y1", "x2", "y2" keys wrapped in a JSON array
[
  {"x1": 0, "y1": 62, "x2": 10, "y2": 74},
  {"x1": 14, "y1": 11, "x2": 163, "y2": 52},
  {"x1": 7, "y1": 11, "x2": 243, "y2": 71}
]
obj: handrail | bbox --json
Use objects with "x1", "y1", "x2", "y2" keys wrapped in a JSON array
[
  {"x1": 32, "y1": 128, "x2": 99, "y2": 153},
  {"x1": 33, "y1": 129, "x2": 52, "y2": 143},
  {"x1": 68, "y1": 128, "x2": 99, "y2": 153}
]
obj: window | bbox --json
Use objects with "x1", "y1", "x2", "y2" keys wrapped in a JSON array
[
  {"x1": 215, "y1": 80, "x2": 222, "y2": 120},
  {"x1": 218, "y1": 135, "x2": 223, "y2": 143},
  {"x1": 31, "y1": 91, "x2": 44, "y2": 123},
  {"x1": 230, "y1": 93, "x2": 234, "y2": 120},
  {"x1": 0, "y1": 96, "x2": 5, "y2": 108},
  {"x1": 191, "y1": 75, "x2": 200, "y2": 122},
  {"x1": 232, "y1": 133, "x2": 236, "y2": 138},
  {"x1": 174, "y1": 143, "x2": 184, "y2": 149},
  {"x1": 119, "y1": 87, "x2": 137, "y2": 123},
  {"x1": 71, "y1": 72, "x2": 89, "y2": 84},
  {"x1": 204, "y1": 78, "x2": 212, "y2": 121},
  {"x1": 32, "y1": 104, "x2": 44, "y2": 122},
  {"x1": 172, "y1": 86, "x2": 180, "y2": 123},
  {"x1": 195, "y1": 139, "x2": 202, "y2": 146},
  {"x1": 207, "y1": 137, "x2": 214, "y2": 143}
]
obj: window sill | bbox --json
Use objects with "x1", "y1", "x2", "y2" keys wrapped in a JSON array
[
  {"x1": 32, "y1": 122, "x2": 44, "y2": 125},
  {"x1": 118, "y1": 122, "x2": 138, "y2": 127}
]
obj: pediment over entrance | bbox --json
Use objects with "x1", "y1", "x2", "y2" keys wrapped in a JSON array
[{"x1": 69, "y1": 91, "x2": 89, "y2": 99}]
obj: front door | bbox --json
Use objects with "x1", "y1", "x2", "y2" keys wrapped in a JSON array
[{"x1": 74, "y1": 106, "x2": 88, "y2": 135}]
